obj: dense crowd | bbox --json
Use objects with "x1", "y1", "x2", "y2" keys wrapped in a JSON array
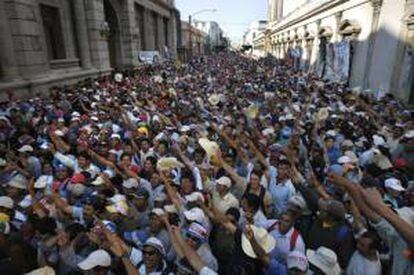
[{"x1": 0, "y1": 52, "x2": 413, "y2": 275}]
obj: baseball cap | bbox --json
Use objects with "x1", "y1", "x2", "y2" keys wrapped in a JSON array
[
  {"x1": 288, "y1": 195, "x2": 307, "y2": 211},
  {"x1": 404, "y1": 130, "x2": 414, "y2": 139},
  {"x1": 164, "y1": 204, "x2": 178, "y2": 214},
  {"x1": 186, "y1": 222, "x2": 208, "y2": 243},
  {"x1": 71, "y1": 173, "x2": 86, "y2": 184},
  {"x1": 150, "y1": 208, "x2": 165, "y2": 217},
  {"x1": 287, "y1": 251, "x2": 308, "y2": 272},
  {"x1": 183, "y1": 207, "x2": 205, "y2": 224},
  {"x1": 216, "y1": 176, "x2": 232, "y2": 188},
  {"x1": 0, "y1": 196, "x2": 14, "y2": 209},
  {"x1": 185, "y1": 192, "x2": 205, "y2": 203},
  {"x1": 122, "y1": 178, "x2": 139, "y2": 189},
  {"x1": 384, "y1": 178, "x2": 405, "y2": 192},
  {"x1": 77, "y1": 249, "x2": 111, "y2": 271}
]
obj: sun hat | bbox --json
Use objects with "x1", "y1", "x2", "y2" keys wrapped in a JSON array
[
  {"x1": 8, "y1": 174, "x2": 28, "y2": 189},
  {"x1": 198, "y1": 138, "x2": 219, "y2": 157},
  {"x1": 77, "y1": 249, "x2": 111, "y2": 271},
  {"x1": 241, "y1": 225, "x2": 276, "y2": 259},
  {"x1": 156, "y1": 157, "x2": 184, "y2": 171},
  {"x1": 287, "y1": 251, "x2": 309, "y2": 272},
  {"x1": 307, "y1": 247, "x2": 341, "y2": 275},
  {"x1": 0, "y1": 196, "x2": 14, "y2": 209},
  {"x1": 216, "y1": 176, "x2": 232, "y2": 188},
  {"x1": 18, "y1": 145, "x2": 34, "y2": 153},
  {"x1": 384, "y1": 177, "x2": 405, "y2": 192}
]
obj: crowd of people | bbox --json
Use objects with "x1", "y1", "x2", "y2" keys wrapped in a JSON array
[{"x1": 0, "y1": 52, "x2": 413, "y2": 275}]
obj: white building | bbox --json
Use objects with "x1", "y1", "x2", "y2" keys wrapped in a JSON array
[
  {"x1": 243, "y1": 20, "x2": 268, "y2": 46},
  {"x1": 193, "y1": 21, "x2": 224, "y2": 50},
  {"x1": 259, "y1": 0, "x2": 414, "y2": 104}
]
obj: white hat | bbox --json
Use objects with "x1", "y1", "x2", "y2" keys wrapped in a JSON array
[
  {"x1": 8, "y1": 175, "x2": 28, "y2": 189},
  {"x1": 404, "y1": 130, "x2": 414, "y2": 139},
  {"x1": 384, "y1": 178, "x2": 405, "y2": 192},
  {"x1": 307, "y1": 247, "x2": 341, "y2": 275},
  {"x1": 208, "y1": 94, "x2": 220, "y2": 106},
  {"x1": 216, "y1": 176, "x2": 232, "y2": 188},
  {"x1": 122, "y1": 178, "x2": 139, "y2": 189},
  {"x1": 0, "y1": 196, "x2": 14, "y2": 209},
  {"x1": 54, "y1": 130, "x2": 64, "y2": 137},
  {"x1": 110, "y1": 133, "x2": 121, "y2": 140},
  {"x1": 185, "y1": 192, "x2": 205, "y2": 203},
  {"x1": 373, "y1": 135, "x2": 386, "y2": 147},
  {"x1": 287, "y1": 251, "x2": 308, "y2": 272},
  {"x1": 326, "y1": 130, "x2": 337, "y2": 137},
  {"x1": 262, "y1": 128, "x2": 275, "y2": 136},
  {"x1": 288, "y1": 195, "x2": 307, "y2": 210},
  {"x1": 344, "y1": 151, "x2": 358, "y2": 164},
  {"x1": 241, "y1": 225, "x2": 276, "y2": 258},
  {"x1": 71, "y1": 111, "x2": 81, "y2": 117},
  {"x1": 91, "y1": 176, "x2": 105, "y2": 186},
  {"x1": 114, "y1": 73, "x2": 123, "y2": 83},
  {"x1": 157, "y1": 157, "x2": 184, "y2": 171},
  {"x1": 25, "y1": 266, "x2": 56, "y2": 275},
  {"x1": 77, "y1": 249, "x2": 111, "y2": 271},
  {"x1": 198, "y1": 138, "x2": 219, "y2": 157},
  {"x1": 19, "y1": 194, "x2": 32, "y2": 208},
  {"x1": 337, "y1": 156, "x2": 352, "y2": 165},
  {"x1": 109, "y1": 194, "x2": 126, "y2": 204},
  {"x1": 18, "y1": 145, "x2": 33, "y2": 153},
  {"x1": 183, "y1": 207, "x2": 205, "y2": 224},
  {"x1": 341, "y1": 140, "x2": 354, "y2": 147},
  {"x1": 151, "y1": 208, "x2": 165, "y2": 217},
  {"x1": 180, "y1": 125, "x2": 191, "y2": 132},
  {"x1": 34, "y1": 175, "x2": 52, "y2": 189},
  {"x1": 0, "y1": 158, "x2": 6, "y2": 167},
  {"x1": 144, "y1": 237, "x2": 166, "y2": 257},
  {"x1": 164, "y1": 204, "x2": 178, "y2": 214}
]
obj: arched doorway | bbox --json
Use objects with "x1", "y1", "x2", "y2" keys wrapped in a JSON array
[{"x1": 103, "y1": 0, "x2": 121, "y2": 68}]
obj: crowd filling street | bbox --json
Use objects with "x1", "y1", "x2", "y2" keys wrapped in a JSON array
[{"x1": 0, "y1": 52, "x2": 413, "y2": 275}]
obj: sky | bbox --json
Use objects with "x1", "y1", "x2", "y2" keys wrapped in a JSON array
[{"x1": 175, "y1": 0, "x2": 267, "y2": 44}]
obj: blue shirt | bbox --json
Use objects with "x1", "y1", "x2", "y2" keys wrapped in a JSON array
[{"x1": 268, "y1": 166, "x2": 296, "y2": 217}]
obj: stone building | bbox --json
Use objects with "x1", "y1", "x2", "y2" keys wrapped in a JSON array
[
  {"x1": 193, "y1": 21, "x2": 224, "y2": 51},
  {"x1": 0, "y1": 0, "x2": 179, "y2": 99},
  {"x1": 179, "y1": 21, "x2": 208, "y2": 61},
  {"x1": 243, "y1": 20, "x2": 268, "y2": 57},
  {"x1": 259, "y1": 0, "x2": 414, "y2": 104}
]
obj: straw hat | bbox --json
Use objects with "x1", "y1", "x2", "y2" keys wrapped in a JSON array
[
  {"x1": 156, "y1": 157, "x2": 184, "y2": 171},
  {"x1": 241, "y1": 225, "x2": 276, "y2": 259},
  {"x1": 198, "y1": 138, "x2": 219, "y2": 157}
]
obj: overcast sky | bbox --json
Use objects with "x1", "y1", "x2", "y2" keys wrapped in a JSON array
[{"x1": 175, "y1": 0, "x2": 267, "y2": 43}]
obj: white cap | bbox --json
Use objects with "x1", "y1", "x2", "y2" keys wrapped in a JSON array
[
  {"x1": 288, "y1": 195, "x2": 307, "y2": 210},
  {"x1": 0, "y1": 196, "x2": 14, "y2": 209},
  {"x1": 91, "y1": 176, "x2": 105, "y2": 186},
  {"x1": 404, "y1": 130, "x2": 414, "y2": 139},
  {"x1": 54, "y1": 130, "x2": 64, "y2": 137},
  {"x1": 110, "y1": 133, "x2": 121, "y2": 140},
  {"x1": 337, "y1": 156, "x2": 352, "y2": 164},
  {"x1": 34, "y1": 175, "x2": 53, "y2": 189},
  {"x1": 216, "y1": 176, "x2": 232, "y2": 188},
  {"x1": 307, "y1": 247, "x2": 341, "y2": 275},
  {"x1": 326, "y1": 130, "x2": 337, "y2": 137},
  {"x1": 185, "y1": 192, "x2": 205, "y2": 203},
  {"x1": 341, "y1": 140, "x2": 354, "y2": 147},
  {"x1": 122, "y1": 178, "x2": 139, "y2": 189},
  {"x1": 384, "y1": 178, "x2": 405, "y2": 192},
  {"x1": 287, "y1": 251, "x2": 308, "y2": 272},
  {"x1": 183, "y1": 207, "x2": 205, "y2": 224},
  {"x1": 77, "y1": 249, "x2": 111, "y2": 271},
  {"x1": 144, "y1": 237, "x2": 166, "y2": 257},
  {"x1": 164, "y1": 204, "x2": 178, "y2": 214},
  {"x1": 373, "y1": 135, "x2": 386, "y2": 147},
  {"x1": 18, "y1": 145, "x2": 33, "y2": 153},
  {"x1": 151, "y1": 208, "x2": 165, "y2": 217},
  {"x1": 8, "y1": 175, "x2": 28, "y2": 189}
]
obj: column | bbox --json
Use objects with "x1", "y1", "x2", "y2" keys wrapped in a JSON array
[
  {"x1": 157, "y1": 16, "x2": 164, "y2": 53},
  {"x1": 0, "y1": 0, "x2": 20, "y2": 80},
  {"x1": 74, "y1": 0, "x2": 92, "y2": 69},
  {"x1": 169, "y1": 10, "x2": 178, "y2": 58},
  {"x1": 363, "y1": 0, "x2": 383, "y2": 89},
  {"x1": 334, "y1": 12, "x2": 343, "y2": 42}
]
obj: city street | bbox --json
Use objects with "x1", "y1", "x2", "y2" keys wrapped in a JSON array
[{"x1": 0, "y1": 1, "x2": 413, "y2": 275}]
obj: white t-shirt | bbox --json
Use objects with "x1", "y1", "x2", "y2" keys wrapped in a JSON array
[{"x1": 346, "y1": 251, "x2": 381, "y2": 275}]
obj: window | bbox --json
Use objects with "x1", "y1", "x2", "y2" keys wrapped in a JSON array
[
  {"x1": 163, "y1": 17, "x2": 169, "y2": 47},
  {"x1": 135, "y1": 4, "x2": 146, "y2": 50},
  {"x1": 40, "y1": 4, "x2": 66, "y2": 60}
]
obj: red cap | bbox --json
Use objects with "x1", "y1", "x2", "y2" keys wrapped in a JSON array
[{"x1": 71, "y1": 173, "x2": 86, "y2": 184}]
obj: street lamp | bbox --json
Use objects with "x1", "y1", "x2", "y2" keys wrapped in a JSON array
[{"x1": 189, "y1": 8, "x2": 217, "y2": 59}]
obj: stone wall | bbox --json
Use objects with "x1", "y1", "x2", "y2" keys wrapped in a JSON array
[{"x1": 0, "y1": 0, "x2": 179, "y2": 100}]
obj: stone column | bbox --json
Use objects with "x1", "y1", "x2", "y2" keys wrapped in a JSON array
[
  {"x1": 144, "y1": 10, "x2": 155, "y2": 50},
  {"x1": 74, "y1": 0, "x2": 92, "y2": 69},
  {"x1": 119, "y1": 0, "x2": 139, "y2": 67},
  {"x1": 0, "y1": 0, "x2": 20, "y2": 80},
  {"x1": 363, "y1": 0, "x2": 383, "y2": 89},
  {"x1": 169, "y1": 10, "x2": 178, "y2": 58},
  {"x1": 158, "y1": 16, "x2": 165, "y2": 54}
]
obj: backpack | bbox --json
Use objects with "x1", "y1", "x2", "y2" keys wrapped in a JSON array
[{"x1": 267, "y1": 221, "x2": 300, "y2": 251}]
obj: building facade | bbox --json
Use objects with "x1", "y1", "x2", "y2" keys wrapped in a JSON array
[
  {"x1": 0, "y1": 0, "x2": 179, "y2": 99},
  {"x1": 179, "y1": 21, "x2": 208, "y2": 61},
  {"x1": 259, "y1": 0, "x2": 414, "y2": 104},
  {"x1": 193, "y1": 21, "x2": 224, "y2": 51}
]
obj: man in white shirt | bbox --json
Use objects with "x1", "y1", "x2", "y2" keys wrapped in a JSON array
[
  {"x1": 347, "y1": 231, "x2": 381, "y2": 275},
  {"x1": 212, "y1": 176, "x2": 239, "y2": 214},
  {"x1": 265, "y1": 211, "x2": 305, "y2": 264}
]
